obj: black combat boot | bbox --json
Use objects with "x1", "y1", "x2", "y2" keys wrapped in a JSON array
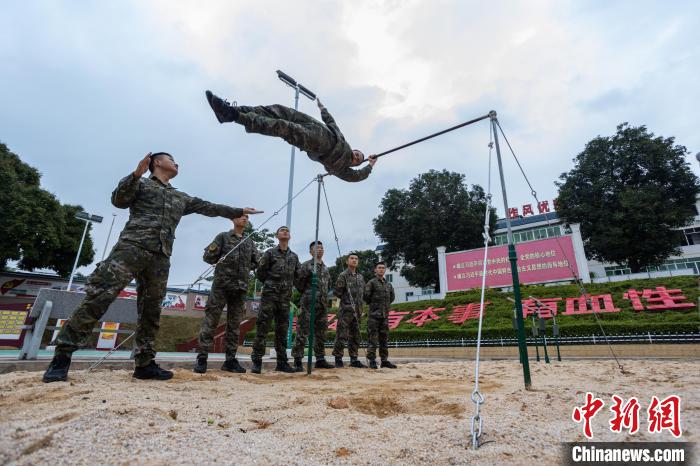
[
  {"x1": 251, "y1": 359, "x2": 262, "y2": 374},
  {"x1": 43, "y1": 354, "x2": 71, "y2": 383},
  {"x1": 193, "y1": 354, "x2": 207, "y2": 374},
  {"x1": 293, "y1": 357, "x2": 304, "y2": 372},
  {"x1": 205, "y1": 90, "x2": 239, "y2": 123},
  {"x1": 334, "y1": 357, "x2": 344, "y2": 368},
  {"x1": 221, "y1": 358, "x2": 246, "y2": 373},
  {"x1": 349, "y1": 358, "x2": 367, "y2": 368},
  {"x1": 275, "y1": 361, "x2": 295, "y2": 373},
  {"x1": 368, "y1": 359, "x2": 378, "y2": 370},
  {"x1": 314, "y1": 358, "x2": 334, "y2": 369},
  {"x1": 380, "y1": 360, "x2": 397, "y2": 369},
  {"x1": 133, "y1": 361, "x2": 173, "y2": 380}
]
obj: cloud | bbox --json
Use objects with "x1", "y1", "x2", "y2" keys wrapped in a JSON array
[{"x1": 1, "y1": 0, "x2": 699, "y2": 286}]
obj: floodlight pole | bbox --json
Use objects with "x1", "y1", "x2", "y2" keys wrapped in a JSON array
[
  {"x1": 286, "y1": 86, "x2": 300, "y2": 229},
  {"x1": 277, "y1": 70, "x2": 316, "y2": 230},
  {"x1": 491, "y1": 111, "x2": 531, "y2": 389}
]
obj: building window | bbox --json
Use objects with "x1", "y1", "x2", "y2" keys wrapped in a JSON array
[
  {"x1": 421, "y1": 287, "x2": 434, "y2": 295},
  {"x1": 405, "y1": 292, "x2": 414, "y2": 300},
  {"x1": 385, "y1": 273, "x2": 393, "y2": 283}
]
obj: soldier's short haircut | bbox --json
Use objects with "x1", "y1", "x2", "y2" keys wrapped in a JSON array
[
  {"x1": 149, "y1": 152, "x2": 172, "y2": 173},
  {"x1": 309, "y1": 241, "x2": 323, "y2": 249},
  {"x1": 347, "y1": 253, "x2": 359, "y2": 259},
  {"x1": 375, "y1": 261, "x2": 386, "y2": 268}
]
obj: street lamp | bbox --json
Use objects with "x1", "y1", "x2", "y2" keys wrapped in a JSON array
[
  {"x1": 67, "y1": 211, "x2": 103, "y2": 291},
  {"x1": 276, "y1": 70, "x2": 316, "y2": 229}
]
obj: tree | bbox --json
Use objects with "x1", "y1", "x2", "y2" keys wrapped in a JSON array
[
  {"x1": 328, "y1": 249, "x2": 381, "y2": 287},
  {"x1": 0, "y1": 142, "x2": 95, "y2": 276},
  {"x1": 373, "y1": 169, "x2": 497, "y2": 289},
  {"x1": 556, "y1": 123, "x2": 699, "y2": 272}
]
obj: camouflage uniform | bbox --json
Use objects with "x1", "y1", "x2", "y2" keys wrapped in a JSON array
[
  {"x1": 55, "y1": 174, "x2": 243, "y2": 367},
  {"x1": 332, "y1": 270, "x2": 365, "y2": 359},
  {"x1": 233, "y1": 104, "x2": 373, "y2": 182},
  {"x1": 291, "y1": 259, "x2": 331, "y2": 359},
  {"x1": 196, "y1": 231, "x2": 259, "y2": 361},
  {"x1": 363, "y1": 277, "x2": 395, "y2": 362},
  {"x1": 251, "y1": 246, "x2": 301, "y2": 363}
]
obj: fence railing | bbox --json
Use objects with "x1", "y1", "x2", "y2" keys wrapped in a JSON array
[{"x1": 243, "y1": 332, "x2": 700, "y2": 348}]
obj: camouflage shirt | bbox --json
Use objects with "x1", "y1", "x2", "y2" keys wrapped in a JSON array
[
  {"x1": 334, "y1": 269, "x2": 365, "y2": 312},
  {"x1": 112, "y1": 174, "x2": 243, "y2": 257},
  {"x1": 256, "y1": 245, "x2": 301, "y2": 302},
  {"x1": 364, "y1": 277, "x2": 395, "y2": 318},
  {"x1": 306, "y1": 106, "x2": 373, "y2": 183},
  {"x1": 295, "y1": 259, "x2": 331, "y2": 307},
  {"x1": 203, "y1": 231, "x2": 260, "y2": 291}
]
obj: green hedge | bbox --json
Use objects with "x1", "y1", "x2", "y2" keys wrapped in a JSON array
[{"x1": 157, "y1": 276, "x2": 700, "y2": 351}]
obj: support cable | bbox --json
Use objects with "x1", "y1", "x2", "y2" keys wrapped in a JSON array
[
  {"x1": 321, "y1": 182, "x2": 367, "y2": 358},
  {"x1": 470, "y1": 124, "x2": 494, "y2": 450},
  {"x1": 494, "y1": 121, "x2": 626, "y2": 374},
  {"x1": 187, "y1": 176, "x2": 318, "y2": 290}
]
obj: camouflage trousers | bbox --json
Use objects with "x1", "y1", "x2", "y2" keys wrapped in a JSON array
[
  {"x1": 332, "y1": 307, "x2": 361, "y2": 359},
  {"x1": 234, "y1": 104, "x2": 334, "y2": 156},
  {"x1": 251, "y1": 299, "x2": 290, "y2": 363},
  {"x1": 196, "y1": 283, "x2": 246, "y2": 361},
  {"x1": 291, "y1": 296, "x2": 328, "y2": 359},
  {"x1": 55, "y1": 241, "x2": 169, "y2": 367},
  {"x1": 366, "y1": 315, "x2": 389, "y2": 362}
]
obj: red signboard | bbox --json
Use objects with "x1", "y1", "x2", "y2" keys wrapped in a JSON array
[{"x1": 445, "y1": 236, "x2": 578, "y2": 291}]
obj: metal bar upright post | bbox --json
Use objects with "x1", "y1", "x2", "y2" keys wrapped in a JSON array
[
  {"x1": 491, "y1": 112, "x2": 531, "y2": 389},
  {"x1": 306, "y1": 175, "x2": 323, "y2": 375}
]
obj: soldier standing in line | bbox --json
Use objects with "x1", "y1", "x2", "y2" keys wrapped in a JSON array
[
  {"x1": 193, "y1": 213, "x2": 260, "y2": 374},
  {"x1": 250, "y1": 226, "x2": 301, "y2": 374},
  {"x1": 205, "y1": 90, "x2": 378, "y2": 182},
  {"x1": 363, "y1": 262, "x2": 397, "y2": 369},
  {"x1": 332, "y1": 254, "x2": 367, "y2": 368},
  {"x1": 43, "y1": 152, "x2": 260, "y2": 383},
  {"x1": 291, "y1": 241, "x2": 334, "y2": 372}
]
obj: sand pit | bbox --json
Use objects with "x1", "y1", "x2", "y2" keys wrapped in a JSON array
[{"x1": 0, "y1": 360, "x2": 697, "y2": 464}]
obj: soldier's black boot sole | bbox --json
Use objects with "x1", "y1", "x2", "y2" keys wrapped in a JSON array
[
  {"x1": 193, "y1": 356, "x2": 207, "y2": 374},
  {"x1": 380, "y1": 360, "x2": 397, "y2": 369},
  {"x1": 205, "y1": 90, "x2": 238, "y2": 123},
  {"x1": 334, "y1": 357, "x2": 344, "y2": 368},
  {"x1": 368, "y1": 360, "x2": 378, "y2": 370},
  {"x1": 42, "y1": 355, "x2": 71, "y2": 383},
  {"x1": 275, "y1": 362, "x2": 295, "y2": 373},
  {"x1": 221, "y1": 359, "x2": 246, "y2": 373},
  {"x1": 293, "y1": 358, "x2": 304, "y2": 372},
  {"x1": 349, "y1": 359, "x2": 367, "y2": 368},
  {"x1": 133, "y1": 362, "x2": 174, "y2": 380},
  {"x1": 251, "y1": 361, "x2": 262, "y2": 374},
  {"x1": 314, "y1": 359, "x2": 335, "y2": 369}
]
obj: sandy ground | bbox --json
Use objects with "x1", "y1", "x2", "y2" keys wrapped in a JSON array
[{"x1": 0, "y1": 359, "x2": 697, "y2": 465}]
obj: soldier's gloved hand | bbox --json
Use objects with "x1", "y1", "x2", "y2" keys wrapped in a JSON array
[
  {"x1": 243, "y1": 207, "x2": 263, "y2": 215},
  {"x1": 368, "y1": 155, "x2": 378, "y2": 167},
  {"x1": 133, "y1": 152, "x2": 152, "y2": 178}
]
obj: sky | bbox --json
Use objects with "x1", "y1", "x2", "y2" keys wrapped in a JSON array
[{"x1": 2, "y1": 0, "x2": 699, "y2": 288}]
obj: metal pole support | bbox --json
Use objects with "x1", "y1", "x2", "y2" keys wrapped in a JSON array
[
  {"x1": 306, "y1": 175, "x2": 324, "y2": 375},
  {"x1": 492, "y1": 112, "x2": 531, "y2": 389}
]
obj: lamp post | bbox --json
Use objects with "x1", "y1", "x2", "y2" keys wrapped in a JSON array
[
  {"x1": 67, "y1": 211, "x2": 103, "y2": 291},
  {"x1": 276, "y1": 70, "x2": 316, "y2": 229}
]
